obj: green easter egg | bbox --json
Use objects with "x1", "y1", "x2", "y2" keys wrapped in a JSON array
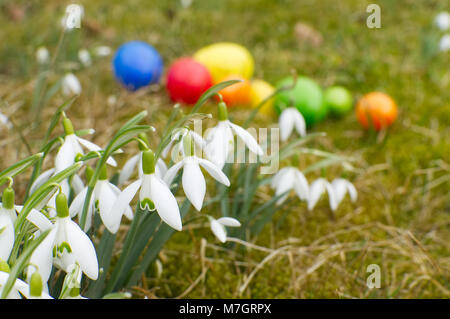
[
  {"x1": 274, "y1": 76, "x2": 327, "y2": 126},
  {"x1": 324, "y1": 86, "x2": 353, "y2": 116}
]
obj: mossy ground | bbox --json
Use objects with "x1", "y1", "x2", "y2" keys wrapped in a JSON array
[{"x1": 0, "y1": 0, "x2": 449, "y2": 298}]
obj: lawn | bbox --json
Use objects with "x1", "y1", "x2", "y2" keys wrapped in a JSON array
[{"x1": 0, "y1": 0, "x2": 448, "y2": 298}]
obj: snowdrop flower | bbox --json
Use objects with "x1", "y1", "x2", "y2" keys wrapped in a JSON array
[
  {"x1": 94, "y1": 46, "x2": 112, "y2": 57},
  {"x1": 0, "y1": 263, "x2": 52, "y2": 299},
  {"x1": 70, "y1": 165, "x2": 132, "y2": 233},
  {"x1": 112, "y1": 150, "x2": 182, "y2": 231},
  {"x1": 331, "y1": 178, "x2": 357, "y2": 207},
  {"x1": 0, "y1": 112, "x2": 12, "y2": 129},
  {"x1": 209, "y1": 217, "x2": 241, "y2": 243},
  {"x1": 205, "y1": 101, "x2": 263, "y2": 169},
  {"x1": 435, "y1": 11, "x2": 450, "y2": 31},
  {"x1": 56, "y1": 116, "x2": 117, "y2": 173},
  {"x1": 307, "y1": 178, "x2": 337, "y2": 211},
  {"x1": 165, "y1": 134, "x2": 230, "y2": 211},
  {"x1": 62, "y1": 73, "x2": 81, "y2": 97},
  {"x1": 28, "y1": 193, "x2": 98, "y2": 284},
  {"x1": 36, "y1": 47, "x2": 50, "y2": 65},
  {"x1": 118, "y1": 133, "x2": 167, "y2": 185},
  {"x1": 0, "y1": 187, "x2": 53, "y2": 261},
  {"x1": 162, "y1": 127, "x2": 206, "y2": 160},
  {"x1": 78, "y1": 49, "x2": 91, "y2": 66},
  {"x1": 279, "y1": 107, "x2": 306, "y2": 142},
  {"x1": 62, "y1": 264, "x2": 86, "y2": 299},
  {"x1": 439, "y1": 34, "x2": 450, "y2": 52},
  {"x1": 61, "y1": 3, "x2": 84, "y2": 31},
  {"x1": 271, "y1": 166, "x2": 309, "y2": 205},
  {"x1": 28, "y1": 272, "x2": 53, "y2": 299}
]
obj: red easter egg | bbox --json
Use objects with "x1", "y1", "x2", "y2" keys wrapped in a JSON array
[{"x1": 166, "y1": 57, "x2": 213, "y2": 105}]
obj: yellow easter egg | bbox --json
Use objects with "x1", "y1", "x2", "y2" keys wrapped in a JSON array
[
  {"x1": 250, "y1": 79, "x2": 275, "y2": 116},
  {"x1": 193, "y1": 42, "x2": 254, "y2": 83}
]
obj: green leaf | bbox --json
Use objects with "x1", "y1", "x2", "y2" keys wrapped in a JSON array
[{"x1": 0, "y1": 153, "x2": 43, "y2": 185}]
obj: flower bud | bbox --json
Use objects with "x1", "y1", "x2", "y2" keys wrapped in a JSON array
[
  {"x1": 29, "y1": 272, "x2": 43, "y2": 297},
  {"x1": 142, "y1": 150, "x2": 155, "y2": 175},
  {"x1": 2, "y1": 187, "x2": 15, "y2": 210},
  {"x1": 62, "y1": 117, "x2": 75, "y2": 135},
  {"x1": 56, "y1": 192, "x2": 69, "y2": 218},
  {"x1": 218, "y1": 101, "x2": 228, "y2": 121}
]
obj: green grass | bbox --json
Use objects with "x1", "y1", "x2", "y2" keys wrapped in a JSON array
[{"x1": 0, "y1": 0, "x2": 449, "y2": 298}]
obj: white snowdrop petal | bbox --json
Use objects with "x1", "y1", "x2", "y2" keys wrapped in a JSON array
[
  {"x1": 182, "y1": 161, "x2": 206, "y2": 211},
  {"x1": 293, "y1": 109, "x2": 307, "y2": 137},
  {"x1": 55, "y1": 139, "x2": 76, "y2": 172},
  {"x1": 118, "y1": 154, "x2": 140, "y2": 185},
  {"x1": 29, "y1": 169, "x2": 55, "y2": 195},
  {"x1": 69, "y1": 187, "x2": 87, "y2": 218},
  {"x1": 64, "y1": 219, "x2": 98, "y2": 280},
  {"x1": 0, "y1": 214, "x2": 14, "y2": 261},
  {"x1": 229, "y1": 122, "x2": 263, "y2": 155},
  {"x1": 217, "y1": 217, "x2": 241, "y2": 227},
  {"x1": 149, "y1": 175, "x2": 182, "y2": 231},
  {"x1": 210, "y1": 219, "x2": 227, "y2": 243},
  {"x1": 164, "y1": 160, "x2": 184, "y2": 186},
  {"x1": 346, "y1": 182, "x2": 358, "y2": 202},
  {"x1": 26, "y1": 208, "x2": 53, "y2": 231},
  {"x1": 325, "y1": 182, "x2": 338, "y2": 211},
  {"x1": 27, "y1": 228, "x2": 57, "y2": 283},
  {"x1": 205, "y1": 123, "x2": 232, "y2": 169},
  {"x1": 270, "y1": 167, "x2": 291, "y2": 189},
  {"x1": 198, "y1": 158, "x2": 230, "y2": 186},
  {"x1": 98, "y1": 183, "x2": 120, "y2": 234},
  {"x1": 279, "y1": 109, "x2": 295, "y2": 142},
  {"x1": 70, "y1": 174, "x2": 85, "y2": 194},
  {"x1": 109, "y1": 179, "x2": 141, "y2": 233},
  {"x1": 307, "y1": 179, "x2": 326, "y2": 211},
  {"x1": 293, "y1": 170, "x2": 309, "y2": 201},
  {"x1": 155, "y1": 158, "x2": 168, "y2": 179},
  {"x1": 76, "y1": 137, "x2": 117, "y2": 167}
]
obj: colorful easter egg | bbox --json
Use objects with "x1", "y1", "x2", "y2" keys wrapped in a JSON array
[
  {"x1": 193, "y1": 42, "x2": 254, "y2": 83},
  {"x1": 356, "y1": 92, "x2": 398, "y2": 131},
  {"x1": 166, "y1": 57, "x2": 213, "y2": 105},
  {"x1": 274, "y1": 76, "x2": 327, "y2": 126},
  {"x1": 217, "y1": 75, "x2": 252, "y2": 107},
  {"x1": 113, "y1": 41, "x2": 163, "y2": 91},
  {"x1": 324, "y1": 86, "x2": 353, "y2": 116}
]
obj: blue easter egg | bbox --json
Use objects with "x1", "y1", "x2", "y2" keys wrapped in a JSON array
[{"x1": 113, "y1": 41, "x2": 163, "y2": 91}]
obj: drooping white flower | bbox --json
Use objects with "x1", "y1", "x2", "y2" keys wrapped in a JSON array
[
  {"x1": 118, "y1": 140, "x2": 168, "y2": 187},
  {"x1": 435, "y1": 11, "x2": 450, "y2": 31},
  {"x1": 94, "y1": 46, "x2": 112, "y2": 57},
  {"x1": 270, "y1": 167, "x2": 309, "y2": 205},
  {"x1": 62, "y1": 264, "x2": 87, "y2": 299},
  {"x1": 307, "y1": 178, "x2": 337, "y2": 211},
  {"x1": 61, "y1": 3, "x2": 84, "y2": 31},
  {"x1": 36, "y1": 47, "x2": 50, "y2": 65},
  {"x1": 162, "y1": 127, "x2": 206, "y2": 160},
  {"x1": 112, "y1": 150, "x2": 182, "y2": 231},
  {"x1": 70, "y1": 166, "x2": 132, "y2": 233},
  {"x1": 331, "y1": 178, "x2": 357, "y2": 207},
  {"x1": 165, "y1": 135, "x2": 230, "y2": 211},
  {"x1": 28, "y1": 193, "x2": 98, "y2": 284},
  {"x1": 279, "y1": 107, "x2": 306, "y2": 142},
  {"x1": 78, "y1": 49, "x2": 91, "y2": 66},
  {"x1": 0, "y1": 270, "x2": 52, "y2": 299},
  {"x1": 0, "y1": 187, "x2": 53, "y2": 261},
  {"x1": 62, "y1": 73, "x2": 81, "y2": 97},
  {"x1": 205, "y1": 102, "x2": 263, "y2": 169},
  {"x1": 439, "y1": 34, "x2": 450, "y2": 52},
  {"x1": 56, "y1": 117, "x2": 117, "y2": 173},
  {"x1": 209, "y1": 217, "x2": 241, "y2": 243}
]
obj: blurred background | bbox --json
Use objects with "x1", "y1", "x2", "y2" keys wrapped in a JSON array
[{"x1": 0, "y1": 0, "x2": 448, "y2": 298}]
